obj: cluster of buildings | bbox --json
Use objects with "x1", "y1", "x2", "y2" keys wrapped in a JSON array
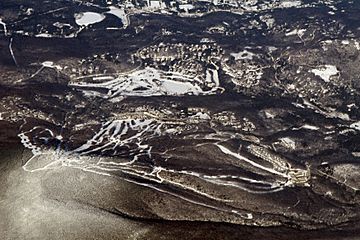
[
  {"x1": 247, "y1": 144, "x2": 311, "y2": 186},
  {"x1": 135, "y1": 43, "x2": 223, "y2": 63},
  {"x1": 134, "y1": 43, "x2": 223, "y2": 76},
  {"x1": 106, "y1": 0, "x2": 246, "y2": 12}
]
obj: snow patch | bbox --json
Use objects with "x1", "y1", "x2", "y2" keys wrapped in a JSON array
[
  {"x1": 285, "y1": 28, "x2": 306, "y2": 37},
  {"x1": 280, "y1": 0, "x2": 302, "y2": 8},
  {"x1": 190, "y1": 112, "x2": 211, "y2": 120},
  {"x1": 309, "y1": 65, "x2": 339, "y2": 82},
  {"x1": 350, "y1": 121, "x2": 360, "y2": 131},
  {"x1": 231, "y1": 50, "x2": 256, "y2": 60},
  {"x1": 179, "y1": 4, "x2": 195, "y2": 12},
  {"x1": 42, "y1": 61, "x2": 63, "y2": 70}
]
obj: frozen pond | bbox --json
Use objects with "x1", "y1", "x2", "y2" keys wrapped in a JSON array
[
  {"x1": 75, "y1": 12, "x2": 105, "y2": 27},
  {"x1": 107, "y1": 6, "x2": 129, "y2": 29}
]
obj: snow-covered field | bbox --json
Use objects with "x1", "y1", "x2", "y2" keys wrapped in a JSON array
[{"x1": 70, "y1": 67, "x2": 222, "y2": 100}]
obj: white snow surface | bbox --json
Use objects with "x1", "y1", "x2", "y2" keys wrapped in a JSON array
[
  {"x1": 309, "y1": 65, "x2": 339, "y2": 82},
  {"x1": 231, "y1": 50, "x2": 256, "y2": 60},
  {"x1": 75, "y1": 12, "x2": 105, "y2": 27}
]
